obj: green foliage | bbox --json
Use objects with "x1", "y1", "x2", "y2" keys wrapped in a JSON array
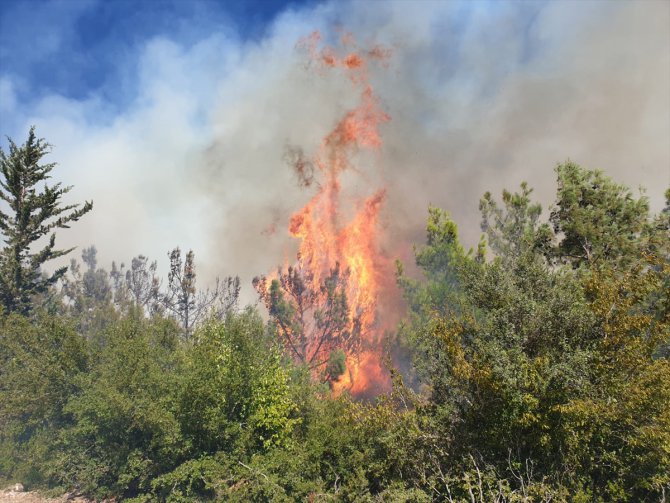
[
  {"x1": 150, "y1": 455, "x2": 229, "y2": 502},
  {"x1": 0, "y1": 313, "x2": 88, "y2": 487},
  {"x1": 0, "y1": 127, "x2": 92, "y2": 314},
  {"x1": 326, "y1": 348, "x2": 347, "y2": 381},
  {"x1": 55, "y1": 315, "x2": 183, "y2": 498},
  {"x1": 1, "y1": 159, "x2": 668, "y2": 502},
  {"x1": 0, "y1": 308, "x2": 303, "y2": 500},
  {"x1": 397, "y1": 162, "x2": 670, "y2": 501},
  {"x1": 178, "y1": 309, "x2": 299, "y2": 454},
  {"x1": 480, "y1": 182, "x2": 553, "y2": 260},
  {"x1": 395, "y1": 206, "x2": 470, "y2": 388},
  {"x1": 551, "y1": 161, "x2": 650, "y2": 268}
]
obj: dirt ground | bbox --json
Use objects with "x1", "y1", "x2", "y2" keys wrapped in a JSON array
[{"x1": 0, "y1": 486, "x2": 95, "y2": 503}]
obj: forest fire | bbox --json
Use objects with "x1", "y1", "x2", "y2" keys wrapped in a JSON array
[{"x1": 255, "y1": 32, "x2": 393, "y2": 397}]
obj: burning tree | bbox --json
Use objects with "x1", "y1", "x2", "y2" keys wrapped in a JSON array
[
  {"x1": 256, "y1": 32, "x2": 395, "y2": 396},
  {"x1": 254, "y1": 263, "x2": 360, "y2": 382}
]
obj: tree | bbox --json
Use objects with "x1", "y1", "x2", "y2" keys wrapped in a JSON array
[
  {"x1": 124, "y1": 254, "x2": 162, "y2": 315},
  {"x1": 254, "y1": 262, "x2": 356, "y2": 381},
  {"x1": 479, "y1": 182, "x2": 553, "y2": 261},
  {"x1": 398, "y1": 171, "x2": 670, "y2": 500},
  {"x1": 0, "y1": 127, "x2": 92, "y2": 314},
  {"x1": 62, "y1": 246, "x2": 113, "y2": 308},
  {"x1": 0, "y1": 312, "x2": 89, "y2": 486},
  {"x1": 550, "y1": 161, "x2": 649, "y2": 268},
  {"x1": 163, "y1": 247, "x2": 240, "y2": 336},
  {"x1": 59, "y1": 246, "x2": 122, "y2": 338},
  {"x1": 176, "y1": 310, "x2": 299, "y2": 457}
]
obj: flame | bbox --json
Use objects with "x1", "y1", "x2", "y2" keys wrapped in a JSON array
[{"x1": 260, "y1": 32, "x2": 394, "y2": 397}]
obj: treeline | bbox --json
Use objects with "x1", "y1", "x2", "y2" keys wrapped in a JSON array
[
  {"x1": 60, "y1": 246, "x2": 240, "y2": 338},
  {"x1": 1, "y1": 129, "x2": 669, "y2": 501}
]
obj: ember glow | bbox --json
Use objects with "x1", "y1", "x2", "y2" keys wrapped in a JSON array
[{"x1": 257, "y1": 32, "x2": 394, "y2": 397}]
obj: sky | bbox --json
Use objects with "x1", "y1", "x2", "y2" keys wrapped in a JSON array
[{"x1": 1, "y1": 0, "x2": 669, "y2": 301}]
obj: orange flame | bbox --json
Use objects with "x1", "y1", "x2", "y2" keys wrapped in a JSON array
[{"x1": 263, "y1": 32, "x2": 394, "y2": 397}]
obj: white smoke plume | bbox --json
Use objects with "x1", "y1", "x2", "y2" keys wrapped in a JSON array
[{"x1": 1, "y1": 0, "x2": 668, "y2": 302}]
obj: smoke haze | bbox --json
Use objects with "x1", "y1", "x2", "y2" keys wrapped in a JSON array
[{"x1": 1, "y1": 0, "x2": 668, "y2": 303}]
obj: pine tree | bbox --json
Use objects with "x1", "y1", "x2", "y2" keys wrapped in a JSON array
[
  {"x1": 0, "y1": 127, "x2": 92, "y2": 314},
  {"x1": 254, "y1": 262, "x2": 354, "y2": 380},
  {"x1": 163, "y1": 247, "x2": 239, "y2": 336},
  {"x1": 164, "y1": 248, "x2": 197, "y2": 334},
  {"x1": 550, "y1": 161, "x2": 649, "y2": 268}
]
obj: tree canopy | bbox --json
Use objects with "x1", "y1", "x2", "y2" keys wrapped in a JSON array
[
  {"x1": 1, "y1": 158, "x2": 668, "y2": 501},
  {"x1": 0, "y1": 127, "x2": 92, "y2": 314}
]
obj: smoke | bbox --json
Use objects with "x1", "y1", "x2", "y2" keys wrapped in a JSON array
[
  {"x1": 1, "y1": 0, "x2": 668, "y2": 303},
  {"x1": 199, "y1": 0, "x2": 670, "y2": 300},
  {"x1": 347, "y1": 0, "x2": 670, "y2": 248}
]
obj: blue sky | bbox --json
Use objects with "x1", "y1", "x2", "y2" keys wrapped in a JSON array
[
  {"x1": 0, "y1": 0, "x2": 667, "y2": 293},
  {"x1": 0, "y1": 0, "x2": 314, "y2": 126}
]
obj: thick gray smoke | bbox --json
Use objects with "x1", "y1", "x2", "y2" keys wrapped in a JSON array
[
  {"x1": 3, "y1": 0, "x2": 668, "y2": 302},
  {"x1": 198, "y1": 0, "x2": 669, "y2": 300}
]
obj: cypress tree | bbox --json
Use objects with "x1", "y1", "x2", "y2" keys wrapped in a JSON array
[{"x1": 0, "y1": 127, "x2": 92, "y2": 314}]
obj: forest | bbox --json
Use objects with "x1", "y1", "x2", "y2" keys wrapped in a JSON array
[{"x1": 0, "y1": 125, "x2": 668, "y2": 502}]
